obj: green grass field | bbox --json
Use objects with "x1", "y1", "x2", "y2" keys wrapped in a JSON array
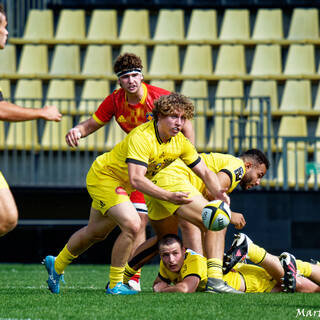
[{"x1": 0, "y1": 263, "x2": 318, "y2": 320}]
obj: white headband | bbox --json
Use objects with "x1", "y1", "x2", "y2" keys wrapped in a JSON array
[{"x1": 117, "y1": 68, "x2": 142, "y2": 78}]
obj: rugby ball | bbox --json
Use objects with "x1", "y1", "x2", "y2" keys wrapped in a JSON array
[{"x1": 201, "y1": 200, "x2": 231, "y2": 231}]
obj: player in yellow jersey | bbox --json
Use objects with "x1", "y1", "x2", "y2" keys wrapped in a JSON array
[
  {"x1": 44, "y1": 92, "x2": 229, "y2": 295},
  {"x1": 153, "y1": 234, "x2": 320, "y2": 293},
  {"x1": 124, "y1": 149, "x2": 269, "y2": 293},
  {"x1": 0, "y1": 4, "x2": 61, "y2": 238}
]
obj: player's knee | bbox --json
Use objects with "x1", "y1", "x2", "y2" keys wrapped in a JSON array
[
  {"x1": 125, "y1": 219, "x2": 142, "y2": 239},
  {"x1": 0, "y1": 208, "x2": 18, "y2": 236}
]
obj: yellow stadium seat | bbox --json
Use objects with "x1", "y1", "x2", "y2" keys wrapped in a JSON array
[
  {"x1": 105, "y1": 119, "x2": 126, "y2": 150},
  {"x1": 215, "y1": 45, "x2": 246, "y2": 76},
  {"x1": 288, "y1": 8, "x2": 319, "y2": 40},
  {"x1": 14, "y1": 79, "x2": 43, "y2": 109},
  {"x1": 279, "y1": 80, "x2": 312, "y2": 113},
  {"x1": 219, "y1": 9, "x2": 250, "y2": 40},
  {"x1": 284, "y1": 45, "x2": 315, "y2": 75},
  {"x1": 181, "y1": 80, "x2": 209, "y2": 151},
  {"x1": 18, "y1": 45, "x2": 48, "y2": 74},
  {"x1": 252, "y1": 9, "x2": 283, "y2": 40},
  {"x1": 119, "y1": 9, "x2": 150, "y2": 40},
  {"x1": 82, "y1": 45, "x2": 113, "y2": 75},
  {"x1": 153, "y1": 9, "x2": 184, "y2": 40},
  {"x1": 149, "y1": 80, "x2": 175, "y2": 92},
  {"x1": 181, "y1": 45, "x2": 213, "y2": 76},
  {"x1": 186, "y1": 9, "x2": 217, "y2": 40},
  {"x1": 50, "y1": 45, "x2": 80, "y2": 75},
  {"x1": 215, "y1": 80, "x2": 244, "y2": 113},
  {"x1": 46, "y1": 80, "x2": 76, "y2": 114},
  {"x1": 247, "y1": 80, "x2": 278, "y2": 112},
  {"x1": 0, "y1": 80, "x2": 10, "y2": 99},
  {"x1": 149, "y1": 45, "x2": 180, "y2": 76},
  {"x1": 313, "y1": 83, "x2": 320, "y2": 110},
  {"x1": 41, "y1": 115, "x2": 73, "y2": 150},
  {"x1": 120, "y1": 45, "x2": 148, "y2": 73},
  {"x1": 77, "y1": 115, "x2": 106, "y2": 151},
  {"x1": 55, "y1": 9, "x2": 86, "y2": 40},
  {"x1": 23, "y1": 9, "x2": 54, "y2": 39},
  {"x1": 0, "y1": 44, "x2": 16, "y2": 73},
  {"x1": 250, "y1": 45, "x2": 282, "y2": 76},
  {"x1": 87, "y1": 10, "x2": 117, "y2": 40},
  {"x1": 78, "y1": 80, "x2": 110, "y2": 114}
]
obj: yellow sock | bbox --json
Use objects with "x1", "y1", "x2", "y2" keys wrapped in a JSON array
[
  {"x1": 123, "y1": 263, "x2": 138, "y2": 284},
  {"x1": 247, "y1": 243, "x2": 267, "y2": 265},
  {"x1": 296, "y1": 259, "x2": 312, "y2": 277},
  {"x1": 207, "y1": 258, "x2": 223, "y2": 280},
  {"x1": 109, "y1": 266, "x2": 125, "y2": 288},
  {"x1": 54, "y1": 245, "x2": 78, "y2": 275}
]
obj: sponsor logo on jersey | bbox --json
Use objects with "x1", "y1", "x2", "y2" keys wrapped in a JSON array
[
  {"x1": 117, "y1": 115, "x2": 127, "y2": 123},
  {"x1": 234, "y1": 167, "x2": 244, "y2": 181},
  {"x1": 146, "y1": 112, "x2": 153, "y2": 122}
]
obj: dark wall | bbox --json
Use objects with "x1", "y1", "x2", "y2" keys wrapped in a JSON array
[{"x1": 0, "y1": 187, "x2": 319, "y2": 263}]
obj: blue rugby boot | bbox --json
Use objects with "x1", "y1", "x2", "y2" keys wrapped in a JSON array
[
  {"x1": 43, "y1": 255, "x2": 65, "y2": 294},
  {"x1": 106, "y1": 282, "x2": 139, "y2": 295}
]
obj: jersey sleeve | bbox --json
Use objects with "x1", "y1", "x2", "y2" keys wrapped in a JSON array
[
  {"x1": 93, "y1": 94, "x2": 115, "y2": 125},
  {"x1": 180, "y1": 253, "x2": 204, "y2": 280},
  {"x1": 219, "y1": 158, "x2": 245, "y2": 193},
  {"x1": 180, "y1": 136, "x2": 201, "y2": 168}
]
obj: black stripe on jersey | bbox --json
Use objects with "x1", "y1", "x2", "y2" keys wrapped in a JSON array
[
  {"x1": 187, "y1": 156, "x2": 201, "y2": 169},
  {"x1": 158, "y1": 273, "x2": 171, "y2": 284},
  {"x1": 154, "y1": 121, "x2": 162, "y2": 144},
  {"x1": 0, "y1": 90, "x2": 3, "y2": 101},
  {"x1": 184, "y1": 273, "x2": 201, "y2": 280},
  {"x1": 126, "y1": 158, "x2": 148, "y2": 168},
  {"x1": 219, "y1": 169, "x2": 233, "y2": 188}
]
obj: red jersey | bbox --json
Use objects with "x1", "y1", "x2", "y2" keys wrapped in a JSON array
[{"x1": 92, "y1": 83, "x2": 170, "y2": 133}]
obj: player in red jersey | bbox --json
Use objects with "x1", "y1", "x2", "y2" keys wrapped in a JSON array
[{"x1": 65, "y1": 53, "x2": 197, "y2": 290}]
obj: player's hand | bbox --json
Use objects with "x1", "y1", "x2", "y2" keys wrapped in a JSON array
[
  {"x1": 230, "y1": 212, "x2": 246, "y2": 229},
  {"x1": 214, "y1": 189, "x2": 230, "y2": 206},
  {"x1": 66, "y1": 127, "x2": 82, "y2": 147},
  {"x1": 41, "y1": 105, "x2": 62, "y2": 122},
  {"x1": 169, "y1": 192, "x2": 192, "y2": 205}
]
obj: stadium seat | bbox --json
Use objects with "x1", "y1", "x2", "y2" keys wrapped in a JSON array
[
  {"x1": 313, "y1": 83, "x2": 320, "y2": 110},
  {"x1": 215, "y1": 45, "x2": 246, "y2": 76},
  {"x1": 78, "y1": 79, "x2": 110, "y2": 114},
  {"x1": 82, "y1": 45, "x2": 113, "y2": 75},
  {"x1": 149, "y1": 80, "x2": 175, "y2": 92},
  {"x1": 23, "y1": 9, "x2": 54, "y2": 39},
  {"x1": 105, "y1": 119, "x2": 126, "y2": 150},
  {"x1": 186, "y1": 9, "x2": 217, "y2": 40},
  {"x1": 288, "y1": 8, "x2": 319, "y2": 40},
  {"x1": 87, "y1": 10, "x2": 117, "y2": 40},
  {"x1": 55, "y1": 9, "x2": 86, "y2": 40},
  {"x1": 181, "y1": 80, "x2": 209, "y2": 151},
  {"x1": 41, "y1": 115, "x2": 73, "y2": 150},
  {"x1": 284, "y1": 45, "x2": 315, "y2": 75},
  {"x1": 149, "y1": 45, "x2": 180, "y2": 76},
  {"x1": 46, "y1": 80, "x2": 76, "y2": 114},
  {"x1": 247, "y1": 80, "x2": 279, "y2": 112},
  {"x1": 77, "y1": 115, "x2": 106, "y2": 151},
  {"x1": 14, "y1": 79, "x2": 43, "y2": 109},
  {"x1": 0, "y1": 44, "x2": 16, "y2": 74},
  {"x1": 214, "y1": 80, "x2": 244, "y2": 113},
  {"x1": 252, "y1": 9, "x2": 283, "y2": 40},
  {"x1": 181, "y1": 45, "x2": 213, "y2": 76},
  {"x1": 219, "y1": 9, "x2": 250, "y2": 40},
  {"x1": 250, "y1": 45, "x2": 282, "y2": 76},
  {"x1": 50, "y1": 45, "x2": 80, "y2": 75},
  {"x1": 120, "y1": 45, "x2": 148, "y2": 73},
  {"x1": 119, "y1": 9, "x2": 150, "y2": 40},
  {"x1": 153, "y1": 9, "x2": 184, "y2": 40},
  {"x1": 17, "y1": 45, "x2": 48, "y2": 74},
  {"x1": 0, "y1": 79, "x2": 10, "y2": 99},
  {"x1": 279, "y1": 80, "x2": 312, "y2": 113}
]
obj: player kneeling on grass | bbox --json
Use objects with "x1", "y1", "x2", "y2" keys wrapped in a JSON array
[{"x1": 153, "y1": 234, "x2": 320, "y2": 293}]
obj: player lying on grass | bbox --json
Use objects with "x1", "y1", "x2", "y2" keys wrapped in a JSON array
[
  {"x1": 124, "y1": 149, "x2": 269, "y2": 293},
  {"x1": 153, "y1": 234, "x2": 320, "y2": 293},
  {"x1": 43, "y1": 93, "x2": 229, "y2": 295}
]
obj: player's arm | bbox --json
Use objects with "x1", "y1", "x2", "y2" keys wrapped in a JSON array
[
  {"x1": 191, "y1": 159, "x2": 230, "y2": 205},
  {"x1": 66, "y1": 117, "x2": 104, "y2": 147},
  {"x1": 153, "y1": 275, "x2": 200, "y2": 293},
  {"x1": 0, "y1": 101, "x2": 62, "y2": 122},
  {"x1": 127, "y1": 162, "x2": 192, "y2": 205},
  {"x1": 181, "y1": 119, "x2": 195, "y2": 144}
]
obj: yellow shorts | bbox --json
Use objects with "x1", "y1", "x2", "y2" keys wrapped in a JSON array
[
  {"x1": 236, "y1": 264, "x2": 277, "y2": 293},
  {"x1": 0, "y1": 171, "x2": 9, "y2": 189},
  {"x1": 146, "y1": 173, "x2": 202, "y2": 220},
  {"x1": 86, "y1": 166, "x2": 132, "y2": 215},
  {"x1": 223, "y1": 269, "x2": 242, "y2": 291}
]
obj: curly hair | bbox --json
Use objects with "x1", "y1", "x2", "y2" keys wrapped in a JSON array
[
  {"x1": 0, "y1": 4, "x2": 6, "y2": 24},
  {"x1": 240, "y1": 149, "x2": 270, "y2": 170},
  {"x1": 153, "y1": 92, "x2": 194, "y2": 122},
  {"x1": 113, "y1": 53, "x2": 143, "y2": 74}
]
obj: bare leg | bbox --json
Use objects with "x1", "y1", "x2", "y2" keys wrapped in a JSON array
[
  {"x1": 130, "y1": 212, "x2": 149, "y2": 259},
  {"x1": 179, "y1": 218, "x2": 203, "y2": 254},
  {"x1": 0, "y1": 187, "x2": 18, "y2": 237}
]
